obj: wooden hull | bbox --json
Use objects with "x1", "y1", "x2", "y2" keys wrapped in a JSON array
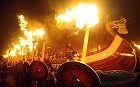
[{"x1": 85, "y1": 35, "x2": 137, "y2": 73}]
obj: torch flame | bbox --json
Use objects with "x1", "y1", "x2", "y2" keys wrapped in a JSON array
[
  {"x1": 34, "y1": 28, "x2": 45, "y2": 40},
  {"x1": 4, "y1": 14, "x2": 46, "y2": 61},
  {"x1": 18, "y1": 15, "x2": 28, "y2": 31},
  {"x1": 133, "y1": 43, "x2": 140, "y2": 49},
  {"x1": 17, "y1": 15, "x2": 45, "y2": 56},
  {"x1": 14, "y1": 44, "x2": 20, "y2": 50},
  {"x1": 9, "y1": 49, "x2": 16, "y2": 56},
  {"x1": 55, "y1": 3, "x2": 99, "y2": 29}
]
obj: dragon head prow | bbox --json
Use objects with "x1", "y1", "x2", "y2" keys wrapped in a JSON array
[{"x1": 104, "y1": 16, "x2": 128, "y2": 37}]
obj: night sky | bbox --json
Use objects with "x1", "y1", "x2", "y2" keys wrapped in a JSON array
[{"x1": 0, "y1": 0, "x2": 140, "y2": 56}]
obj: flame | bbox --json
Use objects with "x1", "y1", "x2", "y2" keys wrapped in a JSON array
[
  {"x1": 137, "y1": 45, "x2": 140, "y2": 49},
  {"x1": 18, "y1": 15, "x2": 45, "y2": 53},
  {"x1": 14, "y1": 44, "x2": 20, "y2": 50},
  {"x1": 24, "y1": 30, "x2": 34, "y2": 41},
  {"x1": 3, "y1": 55, "x2": 8, "y2": 58},
  {"x1": 34, "y1": 28, "x2": 45, "y2": 41},
  {"x1": 19, "y1": 37, "x2": 32, "y2": 52},
  {"x1": 55, "y1": 3, "x2": 99, "y2": 29},
  {"x1": 9, "y1": 49, "x2": 16, "y2": 56},
  {"x1": 133, "y1": 43, "x2": 140, "y2": 49},
  {"x1": 132, "y1": 42, "x2": 140, "y2": 49},
  {"x1": 18, "y1": 15, "x2": 28, "y2": 31},
  {"x1": 3, "y1": 15, "x2": 45, "y2": 61},
  {"x1": 75, "y1": 29, "x2": 79, "y2": 35}
]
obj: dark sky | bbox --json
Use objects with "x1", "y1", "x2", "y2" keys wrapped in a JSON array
[{"x1": 0, "y1": 0, "x2": 140, "y2": 55}]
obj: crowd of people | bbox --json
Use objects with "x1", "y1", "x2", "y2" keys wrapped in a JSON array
[
  {"x1": 0, "y1": 43, "x2": 79, "y2": 87},
  {"x1": 0, "y1": 55, "x2": 58, "y2": 87}
]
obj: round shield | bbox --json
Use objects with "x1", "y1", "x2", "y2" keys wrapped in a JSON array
[
  {"x1": 29, "y1": 61, "x2": 48, "y2": 81},
  {"x1": 57, "y1": 61, "x2": 101, "y2": 87}
]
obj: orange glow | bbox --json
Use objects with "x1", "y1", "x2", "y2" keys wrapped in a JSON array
[
  {"x1": 55, "y1": 3, "x2": 99, "y2": 61},
  {"x1": 34, "y1": 28, "x2": 45, "y2": 41},
  {"x1": 18, "y1": 15, "x2": 45, "y2": 53},
  {"x1": 133, "y1": 42, "x2": 140, "y2": 49},
  {"x1": 19, "y1": 37, "x2": 32, "y2": 52},
  {"x1": 9, "y1": 49, "x2": 16, "y2": 56},
  {"x1": 4, "y1": 15, "x2": 45, "y2": 61},
  {"x1": 55, "y1": 3, "x2": 99, "y2": 29},
  {"x1": 18, "y1": 15, "x2": 28, "y2": 31},
  {"x1": 119, "y1": 53, "x2": 134, "y2": 57},
  {"x1": 14, "y1": 44, "x2": 20, "y2": 50},
  {"x1": 137, "y1": 45, "x2": 140, "y2": 49}
]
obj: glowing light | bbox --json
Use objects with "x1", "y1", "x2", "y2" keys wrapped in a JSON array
[
  {"x1": 9, "y1": 49, "x2": 16, "y2": 56},
  {"x1": 119, "y1": 53, "x2": 134, "y2": 57},
  {"x1": 75, "y1": 30, "x2": 79, "y2": 35},
  {"x1": 14, "y1": 44, "x2": 20, "y2": 50},
  {"x1": 3, "y1": 55, "x2": 8, "y2": 58},
  {"x1": 19, "y1": 37, "x2": 32, "y2": 52},
  {"x1": 19, "y1": 37, "x2": 27, "y2": 47},
  {"x1": 18, "y1": 15, "x2": 45, "y2": 53},
  {"x1": 136, "y1": 45, "x2": 140, "y2": 49},
  {"x1": 3, "y1": 15, "x2": 46, "y2": 62},
  {"x1": 55, "y1": 3, "x2": 99, "y2": 29},
  {"x1": 133, "y1": 42, "x2": 140, "y2": 49},
  {"x1": 55, "y1": 3, "x2": 99, "y2": 61},
  {"x1": 18, "y1": 15, "x2": 28, "y2": 31},
  {"x1": 34, "y1": 28, "x2": 45, "y2": 40},
  {"x1": 137, "y1": 45, "x2": 140, "y2": 49}
]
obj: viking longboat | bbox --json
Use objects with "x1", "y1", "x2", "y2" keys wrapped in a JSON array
[
  {"x1": 85, "y1": 17, "x2": 137, "y2": 73},
  {"x1": 49, "y1": 17, "x2": 137, "y2": 73}
]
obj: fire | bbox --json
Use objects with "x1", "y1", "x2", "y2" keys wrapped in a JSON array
[
  {"x1": 18, "y1": 15, "x2": 28, "y2": 31},
  {"x1": 17, "y1": 15, "x2": 45, "y2": 57},
  {"x1": 34, "y1": 29, "x2": 45, "y2": 41},
  {"x1": 9, "y1": 49, "x2": 16, "y2": 56},
  {"x1": 133, "y1": 43, "x2": 140, "y2": 49},
  {"x1": 14, "y1": 44, "x2": 20, "y2": 50},
  {"x1": 55, "y1": 3, "x2": 99, "y2": 61},
  {"x1": 19, "y1": 37, "x2": 32, "y2": 52},
  {"x1": 55, "y1": 3, "x2": 99, "y2": 29},
  {"x1": 3, "y1": 14, "x2": 45, "y2": 63},
  {"x1": 18, "y1": 15, "x2": 45, "y2": 43},
  {"x1": 137, "y1": 45, "x2": 140, "y2": 49}
]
